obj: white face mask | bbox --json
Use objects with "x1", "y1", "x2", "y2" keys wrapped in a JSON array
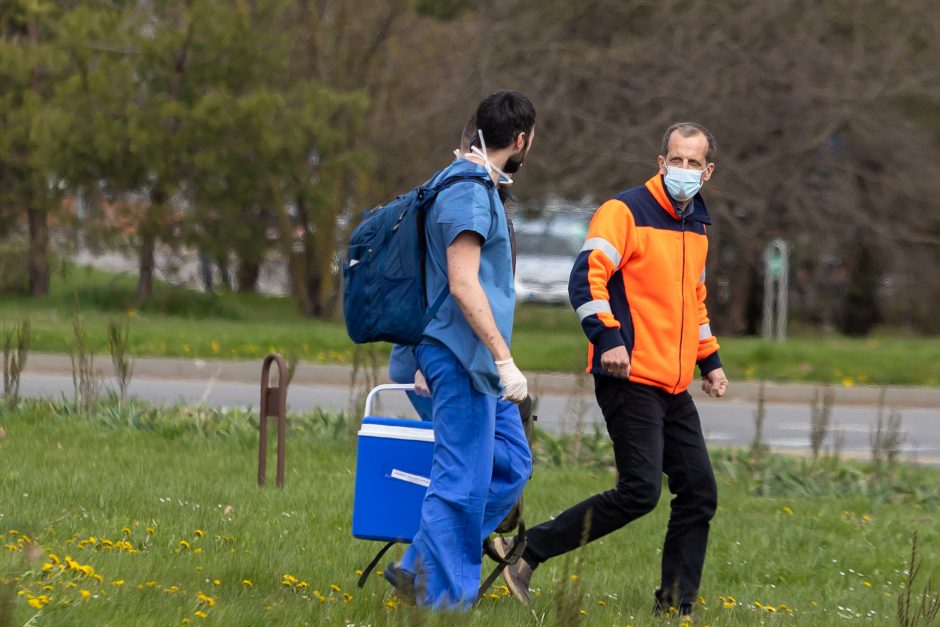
[{"x1": 465, "y1": 130, "x2": 513, "y2": 186}]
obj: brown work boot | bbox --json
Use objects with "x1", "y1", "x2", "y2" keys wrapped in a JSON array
[{"x1": 492, "y1": 537, "x2": 533, "y2": 606}]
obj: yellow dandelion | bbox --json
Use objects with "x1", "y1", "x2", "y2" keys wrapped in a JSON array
[
  {"x1": 7, "y1": 530, "x2": 18, "y2": 536},
  {"x1": 570, "y1": 574, "x2": 579, "y2": 582},
  {"x1": 147, "y1": 527, "x2": 155, "y2": 535},
  {"x1": 193, "y1": 548, "x2": 203, "y2": 555},
  {"x1": 112, "y1": 580, "x2": 125, "y2": 587},
  {"x1": 80, "y1": 589, "x2": 91, "y2": 599},
  {"x1": 296, "y1": 581, "x2": 308, "y2": 590},
  {"x1": 766, "y1": 605, "x2": 777, "y2": 613},
  {"x1": 179, "y1": 540, "x2": 190, "y2": 550},
  {"x1": 754, "y1": 601, "x2": 763, "y2": 608},
  {"x1": 579, "y1": 609, "x2": 587, "y2": 615},
  {"x1": 41, "y1": 563, "x2": 54, "y2": 573},
  {"x1": 864, "y1": 581, "x2": 873, "y2": 588},
  {"x1": 329, "y1": 583, "x2": 341, "y2": 593},
  {"x1": 28, "y1": 598, "x2": 44, "y2": 609},
  {"x1": 121, "y1": 527, "x2": 132, "y2": 536},
  {"x1": 212, "y1": 579, "x2": 220, "y2": 586},
  {"x1": 194, "y1": 610, "x2": 207, "y2": 618},
  {"x1": 242, "y1": 579, "x2": 253, "y2": 588},
  {"x1": 48, "y1": 553, "x2": 60, "y2": 564},
  {"x1": 782, "y1": 505, "x2": 795, "y2": 516},
  {"x1": 42, "y1": 585, "x2": 53, "y2": 591},
  {"x1": 598, "y1": 599, "x2": 607, "y2": 606},
  {"x1": 355, "y1": 569, "x2": 363, "y2": 576},
  {"x1": 194, "y1": 530, "x2": 204, "y2": 539},
  {"x1": 375, "y1": 569, "x2": 384, "y2": 577},
  {"x1": 197, "y1": 592, "x2": 216, "y2": 606},
  {"x1": 211, "y1": 340, "x2": 221, "y2": 354},
  {"x1": 182, "y1": 620, "x2": 190, "y2": 625},
  {"x1": 343, "y1": 592, "x2": 353, "y2": 603},
  {"x1": 811, "y1": 600, "x2": 818, "y2": 607}
]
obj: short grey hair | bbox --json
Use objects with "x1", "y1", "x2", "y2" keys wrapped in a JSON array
[{"x1": 660, "y1": 122, "x2": 717, "y2": 163}]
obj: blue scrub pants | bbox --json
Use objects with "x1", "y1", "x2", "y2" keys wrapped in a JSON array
[{"x1": 400, "y1": 342, "x2": 532, "y2": 610}]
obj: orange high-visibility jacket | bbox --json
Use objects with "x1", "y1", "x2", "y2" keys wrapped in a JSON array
[{"x1": 568, "y1": 174, "x2": 721, "y2": 394}]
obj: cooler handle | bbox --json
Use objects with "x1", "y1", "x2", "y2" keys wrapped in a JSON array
[{"x1": 363, "y1": 383, "x2": 417, "y2": 419}]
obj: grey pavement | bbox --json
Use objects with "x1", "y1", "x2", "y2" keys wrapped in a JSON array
[
  {"x1": 19, "y1": 353, "x2": 940, "y2": 464},
  {"x1": 22, "y1": 354, "x2": 940, "y2": 465}
]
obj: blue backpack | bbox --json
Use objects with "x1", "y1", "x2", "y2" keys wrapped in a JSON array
[{"x1": 343, "y1": 172, "x2": 495, "y2": 345}]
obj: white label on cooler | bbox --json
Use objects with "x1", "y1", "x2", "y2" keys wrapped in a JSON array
[{"x1": 389, "y1": 469, "x2": 431, "y2": 488}]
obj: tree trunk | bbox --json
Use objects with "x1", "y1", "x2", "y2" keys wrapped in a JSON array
[
  {"x1": 27, "y1": 204, "x2": 49, "y2": 297},
  {"x1": 724, "y1": 240, "x2": 760, "y2": 335},
  {"x1": 236, "y1": 258, "x2": 260, "y2": 293},
  {"x1": 135, "y1": 227, "x2": 156, "y2": 307}
]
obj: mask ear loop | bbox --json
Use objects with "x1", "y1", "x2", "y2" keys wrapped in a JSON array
[{"x1": 467, "y1": 130, "x2": 514, "y2": 186}]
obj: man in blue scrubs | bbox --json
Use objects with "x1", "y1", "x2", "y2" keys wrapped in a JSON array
[{"x1": 385, "y1": 91, "x2": 536, "y2": 610}]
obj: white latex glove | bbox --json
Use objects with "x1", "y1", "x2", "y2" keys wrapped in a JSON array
[
  {"x1": 495, "y1": 357, "x2": 528, "y2": 403},
  {"x1": 413, "y1": 369, "x2": 431, "y2": 397}
]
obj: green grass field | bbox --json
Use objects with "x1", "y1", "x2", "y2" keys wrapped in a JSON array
[
  {"x1": 2, "y1": 263, "x2": 939, "y2": 386},
  {"x1": 2, "y1": 400, "x2": 939, "y2": 625}
]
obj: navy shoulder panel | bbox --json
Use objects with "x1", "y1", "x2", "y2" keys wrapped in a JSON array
[{"x1": 613, "y1": 186, "x2": 680, "y2": 231}]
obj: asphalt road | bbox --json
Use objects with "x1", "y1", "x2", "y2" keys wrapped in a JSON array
[{"x1": 19, "y1": 372, "x2": 940, "y2": 464}]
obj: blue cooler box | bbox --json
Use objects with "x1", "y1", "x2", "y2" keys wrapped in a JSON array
[{"x1": 352, "y1": 388, "x2": 434, "y2": 542}]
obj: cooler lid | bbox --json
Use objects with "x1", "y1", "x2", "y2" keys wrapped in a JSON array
[{"x1": 359, "y1": 417, "x2": 434, "y2": 442}]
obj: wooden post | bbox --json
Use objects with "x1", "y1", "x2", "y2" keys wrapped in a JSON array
[{"x1": 258, "y1": 353, "x2": 288, "y2": 488}]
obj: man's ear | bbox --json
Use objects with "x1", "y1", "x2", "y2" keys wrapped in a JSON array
[
  {"x1": 515, "y1": 131, "x2": 527, "y2": 151},
  {"x1": 702, "y1": 162, "x2": 715, "y2": 182}
]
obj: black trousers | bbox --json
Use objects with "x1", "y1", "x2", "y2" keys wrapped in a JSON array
[{"x1": 524, "y1": 375, "x2": 718, "y2": 607}]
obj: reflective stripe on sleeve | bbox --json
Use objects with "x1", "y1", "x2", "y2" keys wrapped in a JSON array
[
  {"x1": 580, "y1": 237, "x2": 622, "y2": 268},
  {"x1": 576, "y1": 299, "x2": 612, "y2": 322},
  {"x1": 699, "y1": 323, "x2": 713, "y2": 340}
]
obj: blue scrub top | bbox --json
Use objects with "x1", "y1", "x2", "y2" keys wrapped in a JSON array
[{"x1": 422, "y1": 158, "x2": 515, "y2": 397}]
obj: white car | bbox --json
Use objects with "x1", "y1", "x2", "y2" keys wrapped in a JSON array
[{"x1": 513, "y1": 215, "x2": 589, "y2": 305}]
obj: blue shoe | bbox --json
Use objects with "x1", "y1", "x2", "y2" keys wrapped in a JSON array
[{"x1": 383, "y1": 561, "x2": 416, "y2": 604}]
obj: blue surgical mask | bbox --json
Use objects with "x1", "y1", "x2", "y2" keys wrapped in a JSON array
[{"x1": 663, "y1": 165, "x2": 705, "y2": 201}]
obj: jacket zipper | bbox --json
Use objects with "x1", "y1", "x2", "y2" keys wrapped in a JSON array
[{"x1": 673, "y1": 215, "x2": 687, "y2": 394}]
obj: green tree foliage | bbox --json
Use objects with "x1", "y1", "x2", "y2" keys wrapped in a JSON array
[{"x1": 0, "y1": 0, "x2": 62, "y2": 297}]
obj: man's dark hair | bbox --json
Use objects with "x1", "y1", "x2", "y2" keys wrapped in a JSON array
[
  {"x1": 473, "y1": 90, "x2": 536, "y2": 150},
  {"x1": 660, "y1": 122, "x2": 717, "y2": 163}
]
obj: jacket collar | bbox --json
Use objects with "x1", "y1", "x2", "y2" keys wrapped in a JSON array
[{"x1": 644, "y1": 173, "x2": 712, "y2": 225}]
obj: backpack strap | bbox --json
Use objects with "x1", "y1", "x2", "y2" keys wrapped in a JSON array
[
  {"x1": 419, "y1": 174, "x2": 498, "y2": 328},
  {"x1": 356, "y1": 540, "x2": 397, "y2": 589}
]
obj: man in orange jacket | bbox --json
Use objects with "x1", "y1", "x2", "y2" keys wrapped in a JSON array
[{"x1": 496, "y1": 122, "x2": 729, "y2": 620}]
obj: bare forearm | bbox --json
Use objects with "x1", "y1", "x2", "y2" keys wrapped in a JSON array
[{"x1": 450, "y1": 278, "x2": 511, "y2": 362}]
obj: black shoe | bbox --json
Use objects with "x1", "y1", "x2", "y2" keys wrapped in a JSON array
[
  {"x1": 652, "y1": 597, "x2": 697, "y2": 622},
  {"x1": 383, "y1": 562, "x2": 416, "y2": 604}
]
